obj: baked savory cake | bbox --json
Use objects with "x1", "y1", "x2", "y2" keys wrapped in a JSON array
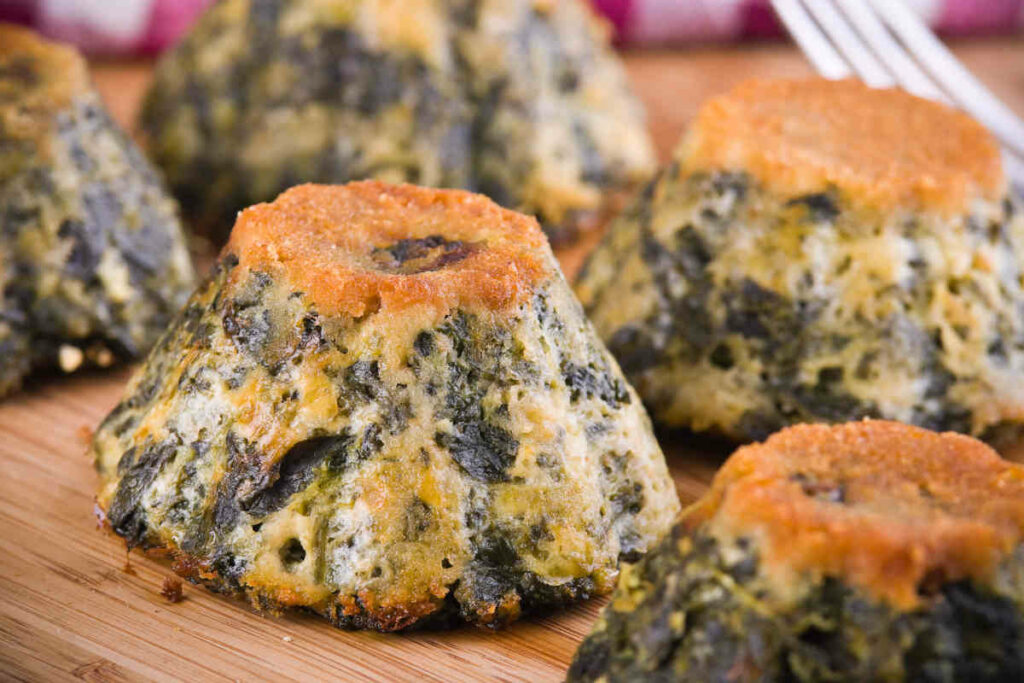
[
  {"x1": 0, "y1": 25, "x2": 194, "y2": 396},
  {"x1": 576, "y1": 78, "x2": 1024, "y2": 442},
  {"x1": 92, "y1": 181, "x2": 679, "y2": 630},
  {"x1": 140, "y1": 0, "x2": 655, "y2": 244},
  {"x1": 569, "y1": 420, "x2": 1024, "y2": 682}
]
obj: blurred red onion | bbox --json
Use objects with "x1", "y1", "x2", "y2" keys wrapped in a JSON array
[
  {"x1": 593, "y1": 0, "x2": 1023, "y2": 44},
  {"x1": 0, "y1": 0, "x2": 1019, "y2": 55},
  {"x1": 0, "y1": 0, "x2": 213, "y2": 55}
]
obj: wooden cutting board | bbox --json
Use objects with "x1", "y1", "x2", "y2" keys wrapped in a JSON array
[{"x1": 3, "y1": 39, "x2": 1024, "y2": 682}]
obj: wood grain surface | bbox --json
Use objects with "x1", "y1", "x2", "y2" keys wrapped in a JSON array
[{"x1": 3, "y1": 37, "x2": 1023, "y2": 682}]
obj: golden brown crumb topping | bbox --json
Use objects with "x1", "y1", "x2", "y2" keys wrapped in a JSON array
[
  {"x1": 679, "y1": 78, "x2": 1004, "y2": 213},
  {"x1": 224, "y1": 182, "x2": 550, "y2": 318},
  {"x1": 687, "y1": 420, "x2": 1024, "y2": 608},
  {"x1": 0, "y1": 24, "x2": 89, "y2": 138}
]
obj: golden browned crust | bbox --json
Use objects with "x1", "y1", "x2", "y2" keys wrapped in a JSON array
[
  {"x1": 224, "y1": 181, "x2": 551, "y2": 318},
  {"x1": 0, "y1": 24, "x2": 90, "y2": 138},
  {"x1": 164, "y1": 544, "x2": 446, "y2": 630},
  {"x1": 679, "y1": 78, "x2": 1004, "y2": 213},
  {"x1": 687, "y1": 420, "x2": 1024, "y2": 609}
]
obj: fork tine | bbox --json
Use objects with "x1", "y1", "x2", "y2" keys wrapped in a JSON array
[
  {"x1": 771, "y1": 0, "x2": 853, "y2": 80},
  {"x1": 802, "y1": 0, "x2": 894, "y2": 88},
  {"x1": 833, "y1": 0, "x2": 949, "y2": 104},
  {"x1": 867, "y1": 0, "x2": 1024, "y2": 159}
]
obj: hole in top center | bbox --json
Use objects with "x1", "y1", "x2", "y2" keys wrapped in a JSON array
[{"x1": 370, "y1": 235, "x2": 479, "y2": 275}]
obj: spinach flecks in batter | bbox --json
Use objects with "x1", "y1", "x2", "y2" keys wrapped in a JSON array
[
  {"x1": 244, "y1": 434, "x2": 353, "y2": 518},
  {"x1": 0, "y1": 55, "x2": 39, "y2": 87},
  {"x1": 573, "y1": 121, "x2": 606, "y2": 185},
  {"x1": 424, "y1": 310, "x2": 528, "y2": 483},
  {"x1": 787, "y1": 192, "x2": 840, "y2": 222},
  {"x1": 107, "y1": 440, "x2": 178, "y2": 546},
  {"x1": 404, "y1": 498, "x2": 433, "y2": 541},
  {"x1": 569, "y1": 530, "x2": 778, "y2": 682},
  {"x1": 413, "y1": 330, "x2": 435, "y2": 356},
  {"x1": 988, "y1": 338, "x2": 1007, "y2": 362},
  {"x1": 299, "y1": 27, "x2": 420, "y2": 116},
  {"x1": 599, "y1": 452, "x2": 644, "y2": 523},
  {"x1": 580, "y1": 166, "x2": 1024, "y2": 439},
  {"x1": 466, "y1": 532, "x2": 520, "y2": 606},
  {"x1": 384, "y1": 399, "x2": 412, "y2": 434},
  {"x1": 212, "y1": 432, "x2": 264, "y2": 530},
  {"x1": 224, "y1": 365, "x2": 249, "y2": 390},
  {"x1": 672, "y1": 225, "x2": 711, "y2": 280},
  {"x1": 790, "y1": 383, "x2": 876, "y2": 424},
  {"x1": 640, "y1": 229, "x2": 716, "y2": 354},
  {"x1": 177, "y1": 366, "x2": 213, "y2": 395},
  {"x1": 300, "y1": 313, "x2": 325, "y2": 349},
  {"x1": 906, "y1": 581, "x2": 1024, "y2": 681},
  {"x1": 436, "y1": 421, "x2": 518, "y2": 482},
  {"x1": 607, "y1": 325, "x2": 662, "y2": 374},
  {"x1": 610, "y1": 482, "x2": 644, "y2": 517},
  {"x1": 181, "y1": 303, "x2": 214, "y2": 349},
  {"x1": 90, "y1": 207, "x2": 674, "y2": 631},
  {"x1": 222, "y1": 303, "x2": 272, "y2": 357},
  {"x1": 57, "y1": 217, "x2": 102, "y2": 278},
  {"x1": 709, "y1": 171, "x2": 749, "y2": 201},
  {"x1": 724, "y1": 278, "x2": 797, "y2": 340},
  {"x1": 1, "y1": 78, "x2": 193, "y2": 393},
  {"x1": 818, "y1": 366, "x2": 844, "y2": 385},
  {"x1": 561, "y1": 360, "x2": 630, "y2": 407},
  {"x1": 343, "y1": 360, "x2": 381, "y2": 400},
  {"x1": 735, "y1": 410, "x2": 784, "y2": 443},
  {"x1": 533, "y1": 292, "x2": 562, "y2": 332},
  {"x1": 923, "y1": 361, "x2": 957, "y2": 400},
  {"x1": 571, "y1": 525, "x2": 1024, "y2": 682},
  {"x1": 356, "y1": 423, "x2": 384, "y2": 460},
  {"x1": 918, "y1": 403, "x2": 974, "y2": 435},
  {"x1": 709, "y1": 343, "x2": 734, "y2": 369},
  {"x1": 520, "y1": 574, "x2": 598, "y2": 614},
  {"x1": 528, "y1": 520, "x2": 554, "y2": 547},
  {"x1": 535, "y1": 451, "x2": 564, "y2": 481},
  {"x1": 209, "y1": 549, "x2": 248, "y2": 586}
]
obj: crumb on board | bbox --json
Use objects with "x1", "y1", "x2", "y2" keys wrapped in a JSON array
[
  {"x1": 87, "y1": 344, "x2": 115, "y2": 368},
  {"x1": 161, "y1": 576, "x2": 184, "y2": 603},
  {"x1": 77, "y1": 425, "x2": 94, "y2": 446},
  {"x1": 282, "y1": 636, "x2": 293, "y2": 643},
  {"x1": 58, "y1": 344, "x2": 84, "y2": 373}
]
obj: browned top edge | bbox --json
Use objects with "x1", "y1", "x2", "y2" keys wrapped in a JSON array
[
  {"x1": 678, "y1": 78, "x2": 1005, "y2": 214},
  {"x1": 0, "y1": 24, "x2": 89, "y2": 116},
  {"x1": 687, "y1": 420, "x2": 1024, "y2": 609},
  {"x1": 224, "y1": 181, "x2": 552, "y2": 318}
]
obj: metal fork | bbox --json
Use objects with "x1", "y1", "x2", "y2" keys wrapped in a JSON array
[{"x1": 772, "y1": 0, "x2": 1024, "y2": 194}]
